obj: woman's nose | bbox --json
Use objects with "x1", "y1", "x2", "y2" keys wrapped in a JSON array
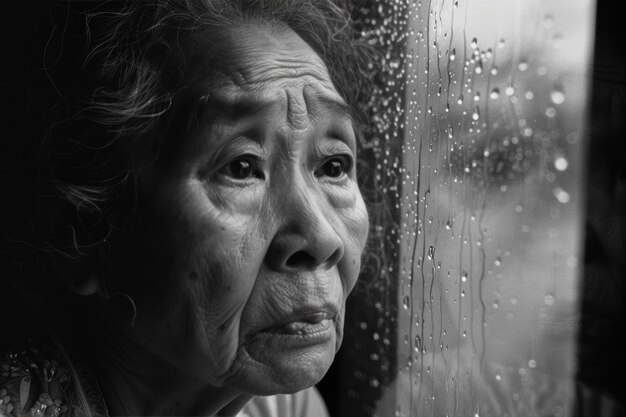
[{"x1": 266, "y1": 189, "x2": 344, "y2": 272}]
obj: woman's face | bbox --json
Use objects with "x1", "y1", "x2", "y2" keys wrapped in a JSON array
[{"x1": 116, "y1": 23, "x2": 368, "y2": 395}]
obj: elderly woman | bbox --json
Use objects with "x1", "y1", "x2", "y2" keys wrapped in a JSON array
[{"x1": 0, "y1": 1, "x2": 370, "y2": 416}]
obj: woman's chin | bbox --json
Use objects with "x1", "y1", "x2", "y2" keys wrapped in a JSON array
[{"x1": 231, "y1": 325, "x2": 338, "y2": 395}]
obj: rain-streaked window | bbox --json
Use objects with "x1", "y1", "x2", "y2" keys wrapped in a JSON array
[{"x1": 336, "y1": 0, "x2": 597, "y2": 415}]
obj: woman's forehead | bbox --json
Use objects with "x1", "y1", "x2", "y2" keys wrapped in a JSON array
[
  {"x1": 182, "y1": 22, "x2": 355, "y2": 133},
  {"x1": 191, "y1": 22, "x2": 337, "y2": 95},
  {"x1": 194, "y1": 84, "x2": 355, "y2": 133}
]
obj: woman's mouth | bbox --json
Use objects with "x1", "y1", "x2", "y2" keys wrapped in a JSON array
[
  {"x1": 267, "y1": 312, "x2": 335, "y2": 336},
  {"x1": 268, "y1": 312, "x2": 333, "y2": 335},
  {"x1": 242, "y1": 308, "x2": 340, "y2": 355}
]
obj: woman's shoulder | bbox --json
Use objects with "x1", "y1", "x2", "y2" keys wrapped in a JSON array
[{"x1": 238, "y1": 387, "x2": 329, "y2": 417}]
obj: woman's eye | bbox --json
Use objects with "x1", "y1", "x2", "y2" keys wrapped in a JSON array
[
  {"x1": 218, "y1": 157, "x2": 264, "y2": 180},
  {"x1": 315, "y1": 156, "x2": 352, "y2": 178}
]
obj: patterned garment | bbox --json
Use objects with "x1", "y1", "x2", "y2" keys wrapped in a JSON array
[
  {"x1": 0, "y1": 332, "x2": 107, "y2": 417},
  {"x1": 0, "y1": 333, "x2": 328, "y2": 417}
]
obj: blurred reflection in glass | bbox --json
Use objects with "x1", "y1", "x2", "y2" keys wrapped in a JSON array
[{"x1": 373, "y1": 0, "x2": 595, "y2": 415}]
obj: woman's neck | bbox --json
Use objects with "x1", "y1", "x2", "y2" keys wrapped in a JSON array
[{"x1": 69, "y1": 299, "x2": 252, "y2": 416}]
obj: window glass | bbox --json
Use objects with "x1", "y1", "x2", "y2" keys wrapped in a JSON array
[{"x1": 342, "y1": 0, "x2": 595, "y2": 415}]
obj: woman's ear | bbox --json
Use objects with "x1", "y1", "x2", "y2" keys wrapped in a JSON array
[{"x1": 47, "y1": 253, "x2": 101, "y2": 296}]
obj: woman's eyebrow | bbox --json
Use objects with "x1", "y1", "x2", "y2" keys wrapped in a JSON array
[
  {"x1": 313, "y1": 95, "x2": 360, "y2": 150},
  {"x1": 314, "y1": 95, "x2": 359, "y2": 124},
  {"x1": 183, "y1": 91, "x2": 270, "y2": 134},
  {"x1": 197, "y1": 93, "x2": 270, "y2": 121},
  {"x1": 186, "y1": 91, "x2": 359, "y2": 138}
]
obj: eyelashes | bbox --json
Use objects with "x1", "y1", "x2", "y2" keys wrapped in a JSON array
[
  {"x1": 217, "y1": 155, "x2": 265, "y2": 181},
  {"x1": 314, "y1": 155, "x2": 353, "y2": 179},
  {"x1": 214, "y1": 154, "x2": 354, "y2": 183}
]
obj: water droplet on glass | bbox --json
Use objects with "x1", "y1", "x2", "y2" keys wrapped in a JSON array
[
  {"x1": 475, "y1": 62, "x2": 483, "y2": 74},
  {"x1": 490, "y1": 88, "x2": 500, "y2": 99},
  {"x1": 403, "y1": 296, "x2": 410, "y2": 310},
  {"x1": 473, "y1": 92, "x2": 481, "y2": 102},
  {"x1": 494, "y1": 257, "x2": 502, "y2": 266},
  {"x1": 544, "y1": 294, "x2": 556, "y2": 306},
  {"x1": 518, "y1": 60, "x2": 529, "y2": 71},
  {"x1": 567, "y1": 256, "x2": 578, "y2": 268},
  {"x1": 461, "y1": 272, "x2": 468, "y2": 282},
  {"x1": 551, "y1": 89, "x2": 566, "y2": 104},
  {"x1": 546, "y1": 107, "x2": 557, "y2": 118},
  {"x1": 497, "y1": 38, "x2": 506, "y2": 48},
  {"x1": 505, "y1": 85, "x2": 516, "y2": 96},
  {"x1": 493, "y1": 300, "x2": 499, "y2": 309},
  {"x1": 543, "y1": 14, "x2": 554, "y2": 28},
  {"x1": 457, "y1": 94, "x2": 464, "y2": 104},
  {"x1": 554, "y1": 187, "x2": 570, "y2": 203},
  {"x1": 528, "y1": 360, "x2": 537, "y2": 369},
  {"x1": 428, "y1": 246, "x2": 435, "y2": 259},
  {"x1": 511, "y1": 297, "x2": 518, "y2": 305},
  {"x1": 472, "y1": 107, "x2": 480, "y2": 120},
  {"x1": 471, "y1": 37, "x2": 478, "y2": 49},
  {"x1": 552, "y1": 33, "x2": 564, "y2": 49},
  {"x1": 554, "y1": 157, "x2": 568, "y2": 171},
  {"x1": 490, "y1": 66, "x2": 499, "y2": 75}
]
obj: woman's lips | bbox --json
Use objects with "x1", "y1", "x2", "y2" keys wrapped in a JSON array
[
  {"x1": 275, "y1": 319, "x2": 334, "y2": 335},
  {"x1": 263, "y1": 311, "x2": 336, "y2": 336}
]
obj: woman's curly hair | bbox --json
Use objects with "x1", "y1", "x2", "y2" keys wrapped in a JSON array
[{"x1": 2, "y1": 0, "x2": 372, "y2": 311}]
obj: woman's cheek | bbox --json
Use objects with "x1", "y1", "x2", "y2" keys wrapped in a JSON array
[
  {"x1": 331, "y1": 186, "x2": 369, "y2": 295},
  {"x1": 322, "y1": 181, "x2": 358, "y2": 209},
  {"x1": 322, "y1": 182, "x2": 369, "y2": 244},
  {"x1": 182, "y1": 232, "x2": 264, "y2": 382},
  {"x1": 335, "y1": 186, "x2": 369, "y2": 250},
  {"x1": 204, "y1": 181, "x2": 265, "y2": 215}
]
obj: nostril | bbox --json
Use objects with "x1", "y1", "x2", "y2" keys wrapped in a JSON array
[
  {"x1": 327, "y1": 248, "x2": 342, "y2": 267},
  {"x1": 285, "y1": 248, "x2": 343, "y2": 270},
  {"x1": 286, "y1": 251, "x2": 316, "y2": 269}
]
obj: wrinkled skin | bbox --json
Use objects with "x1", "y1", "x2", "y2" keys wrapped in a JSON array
[{"x1": 104, "y1": 22, "x2": 369, "y2": 400}]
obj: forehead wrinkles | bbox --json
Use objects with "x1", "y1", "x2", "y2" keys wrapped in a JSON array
[
  {"x1": 227, "y1": 53, "x2": 334, "y2": 90},
  {"x1": 285, "y1": 86, "x2": 311, "y2": 131},
  {"x1": 235, "y1": 53, "x2": 336, "y2": 132}
]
